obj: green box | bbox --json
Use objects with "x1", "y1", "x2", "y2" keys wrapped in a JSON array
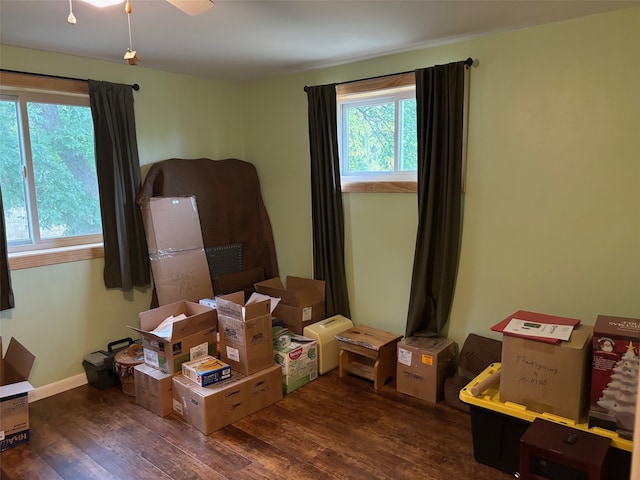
[{"x1": 273, "y1": 329, "x2": 318, "y2": 393}]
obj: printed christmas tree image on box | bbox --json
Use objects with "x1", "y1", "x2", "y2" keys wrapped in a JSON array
[
  {"x1": 589, "y1": 315, "x2": 640, "y2": 436},
  {"x1": 596, "y1": 342, "x2": 638, "y2": 430}
]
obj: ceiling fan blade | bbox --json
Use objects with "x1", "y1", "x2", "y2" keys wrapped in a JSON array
[{"x1": 166, "y1": 0, "x2": 214, "y2": 16}]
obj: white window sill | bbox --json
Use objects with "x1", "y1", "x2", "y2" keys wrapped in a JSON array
[{"x1": 8, "y1": 243, "x2": 104, "y2": 270}]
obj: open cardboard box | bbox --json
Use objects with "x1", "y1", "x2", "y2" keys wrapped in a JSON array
[
  {"x1": 1, "y1": 336, "x2": 36, "y2": 451},
  {"x1": 254, "y1": 276, "x2": 325, "y2": 334},
  {"x1": 129, "y1": 300, "x2": 217, "y2": 374}
]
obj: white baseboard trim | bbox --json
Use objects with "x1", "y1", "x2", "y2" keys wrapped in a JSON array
[{"x1": 29, "y1": 374, "x2": 88, "y2": 403}]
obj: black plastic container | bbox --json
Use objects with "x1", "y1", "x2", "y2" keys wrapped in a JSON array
[{"x1": 83, "y1": 338, "x2": 134, "y2": 390}]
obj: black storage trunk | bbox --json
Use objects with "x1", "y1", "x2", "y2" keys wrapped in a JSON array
[{"x1": 83, "y1": 338, "x2": 134, "y2": 390}]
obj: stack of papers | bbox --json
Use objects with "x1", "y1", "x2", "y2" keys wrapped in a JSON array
[
  {"x1": 152, "y1": 313, "x2": 188, "y2": 340},
  {"x1": 491, "y1": 310, "x2": 580, "y2": 344},
  {"x1": 247, "y1": 292, "x2": 280, "y2": 313}
]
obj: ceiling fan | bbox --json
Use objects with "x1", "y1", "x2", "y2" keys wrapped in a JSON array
[
  {"x1": 74, "y1": 0, "x2": 214, "y2": 17},
  {"x1": 66, "y1": 0, "x2": 214, "y2": 65},
  {"x1": 165, "y1": 0, "x2": 215, "y2": 16}
]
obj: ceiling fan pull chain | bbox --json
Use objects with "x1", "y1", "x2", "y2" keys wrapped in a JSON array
[
  {"x1": 67, "y1": 0, "x2": 77, "y2": 24},
  {"x1": 126, "y1": 0, "x2": 132, "y2": 52},
  {"x1": 123, "y1": 0, "x2": 140, "y2": 65}
]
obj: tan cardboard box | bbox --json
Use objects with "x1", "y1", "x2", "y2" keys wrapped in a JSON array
[
  {"x1": 218, "y1": 314, "x2": 274, "y2": 375},
  {"x1": 0, "y1": 337, "x2": 36, "y2": 451},
  {"x1": 134, "y1": 363, "x2": 175, "y2": 417},
  {"x1": 139, "y1": 195, "x2": 213, "y2": 305},
  {"x1": 139, "y1": 196, "x2": 204, "y2": 254},
  {"x1": 172, "y1": 364, "x2": 282, "y2": 435},
  {"x1": 150, "y1": 250, "x2": 214, "y2": 306},
  {"x1": 396, "y1": 337, "x2": 455, "y2": 403},
  {"x1": 215, "y1": 291, "x2": 271, "y2": 322},
  {"x1": 500, "y1": 324, "x2": 593, "y2": 422},
  {"x1": 216, "y1": 291, "x2": 275, "y2": 375},
  {"x1": 130, "y1": 300, "x2": 217, "y2": 374},
  {"x1": 254, "y1": 276, "x2": 325, "y2": 334},
  {"x1": 217, "y1": 311, "x2": 271, "y2": 348}
]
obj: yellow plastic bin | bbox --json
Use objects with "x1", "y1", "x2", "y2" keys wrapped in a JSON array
[{"x1": 459, "y1": 363, "x2": 632, "y2": 477}]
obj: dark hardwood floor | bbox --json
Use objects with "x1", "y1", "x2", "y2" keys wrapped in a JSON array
[{"x1": 1, "y1": 369, "x2": 514, "y2": 479}]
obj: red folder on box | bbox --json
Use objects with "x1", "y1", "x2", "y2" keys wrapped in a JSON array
[{"x1": 491, "y1": 310, "x2": 581, "y2": 344}]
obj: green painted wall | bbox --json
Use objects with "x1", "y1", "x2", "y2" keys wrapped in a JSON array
[
  {"x1": 0, "y1": 46, "x2": 245, "y2": 388},
  {"x1": 243, "y1": 7, "x2": 640, "y2": 345},
  {"x1": 2, "y1": 7, "x2": 639, "y2": 390}
]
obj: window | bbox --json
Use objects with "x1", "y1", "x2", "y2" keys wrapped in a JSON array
[
  {"x1": 337, "y1": 72, "x2": 417, "y2": 193},
  {"x1": 1, "y1": 73, "x2": 104, "y2": 268}
]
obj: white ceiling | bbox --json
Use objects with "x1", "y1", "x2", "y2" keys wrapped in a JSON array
[{"x1": 1, "y1": 0, "x2": 639, "y2": 82}]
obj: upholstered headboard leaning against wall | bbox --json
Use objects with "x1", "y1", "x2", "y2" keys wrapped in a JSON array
[{"x1": 137, "y1": 158, "x2": 279, "y2": 303}]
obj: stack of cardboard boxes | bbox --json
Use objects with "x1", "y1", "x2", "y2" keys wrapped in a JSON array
[
  {"x1": 171, "y1": 292, "x2": 282, "y2": 434},
  {"x1": 133, "y1": 195, "x2": 283, "y2": 434},
  {"x1": 460, "y1": 310, "x2": 637, "y2": 477},
  {"x1": 131, "y1": 299, "x2": 218, "y2": 417}
]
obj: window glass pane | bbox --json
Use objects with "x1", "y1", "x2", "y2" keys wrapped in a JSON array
[
  {"x1": 27, "y1": 101, "x2": 101, "y2": 239},
  {"x1": 345, "y1": 100, "x2": 395, "y2": 174},
  {"x1": 0, "y1": 98, "x2": 30, "y2": 244},
  {"x1": 400, "y1": 98, "x2": 417, "y2": 171}
]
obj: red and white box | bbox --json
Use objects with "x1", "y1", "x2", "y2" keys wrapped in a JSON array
[{"x1": 589, "y1": 314, "x2": 640, "y2": 436}]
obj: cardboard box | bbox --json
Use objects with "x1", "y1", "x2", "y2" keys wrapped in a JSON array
[
  {"x1": 303, "y1": 315, "x2": 354, "y2": 374},
  {"x1": 218, "y1": 314, "x2": 274, "y2": 376},
  {"x1": 1, "y1": 337, "x2": 36, "y2": 451},
  {"x1": 255, "y1": 276, "x2": 325, "y2": 334},
  {"x1": 273, "y1": 329, "x2": 318, "y2": 393},
  {"x1": 500, "y1": 324, "x2": 593, "y2": 422},
  {"x1": 215, "y1": 291, "x2": 271, "y2": 322},
  {"x1": 217, "y1": 313, "x2": 272, "y2": 348},
  {"x1": 396, "y1": 336, "x2": 455, "y2": 403},
  {"x1": 150, "y1": 250, "x2": 214, "y2": 306},
  {"x1": 134, "y1": 363, "x2": 175, "y2": 417},
  {"x1": 139, "y1": 196, "x2": 204, "y2": 254},
  {"x1": 216, "y1": 291, "x2": 275, "y2": 376},
  {"x1": 130, "y1": 300, "x2": 217, "y2": 374},
  {"x1": 140, "y1": 195, "x2": 214, "y2": 305},
  {"x1": 172, "y1": 364, "x2": 282, "y2": 435},
  {"x1": 589, "y1": 315, "x2": 640, "y2": 434},
  {"x1": 182, "y1": 356, "x2": 231, "y2": 387}
]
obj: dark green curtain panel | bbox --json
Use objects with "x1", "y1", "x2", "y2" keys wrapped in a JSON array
[
  {"x1": 0, "y1": 184, "x2": 15, "y2": 311},
  {"x1": 306, "y1": 84, "x2": 351, "y2": 318},
  {"x1": 88, "y1": 80, "x2": 150, "y2": 290},
  {"x1": 405, "y1": 61, "x2": 466, "y2": 338}
]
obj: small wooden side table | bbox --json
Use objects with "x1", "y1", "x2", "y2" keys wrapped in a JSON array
[
  {"x1": 336, "y1": 325, "x2": 403, "y2": 390},
  {"x1": 519, "y1": 418, "x2": 611, "y2": 480}
]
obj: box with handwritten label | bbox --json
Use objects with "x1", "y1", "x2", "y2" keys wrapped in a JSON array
[
  {"x1": 499, "y1": 324, "x2": 593, "y2": 422},
  {"x1": 396, "y1": 337, "x2": 455, "y2": 403}
]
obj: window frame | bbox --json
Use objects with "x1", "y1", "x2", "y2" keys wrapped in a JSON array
[
  {"x1": 1, "y1": 71, "x2": 104, "y2": 269},
  {"x1": 337, "y1": 72, "x2": 418, "y2": 193}
]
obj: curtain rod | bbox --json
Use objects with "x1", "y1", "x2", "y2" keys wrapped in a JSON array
[
  {"x1": 304, "y1": 57, "x2": 474, "y2": 91},
  {"x1": 0, "y1": 69, "x2": 140, "y2": 91}
]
